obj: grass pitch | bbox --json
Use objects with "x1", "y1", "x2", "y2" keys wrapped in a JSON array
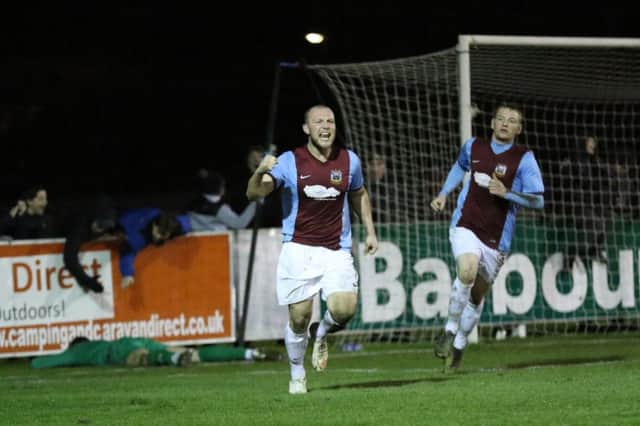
[{"x1": 1, "y1": 334, "x2": 639, "y2": 425}]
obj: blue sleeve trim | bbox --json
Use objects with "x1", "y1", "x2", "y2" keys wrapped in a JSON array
[
  {"x1": 439, "y1": 163, "x2": 466, "y2": 197},
  {"x1": 504, "y1": 191, "x2": 544, "y2": 209}
]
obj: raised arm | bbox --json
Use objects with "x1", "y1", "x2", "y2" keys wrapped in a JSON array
[
  {"x1": 63, "y1": 218, "x2": 104, "y2": 293},
  {"x1": 119, "y1": 241, "x2": 138, "y2": 283},
  {"x1": 246, "y1": 154, "x2": 277, "y2": 201}
]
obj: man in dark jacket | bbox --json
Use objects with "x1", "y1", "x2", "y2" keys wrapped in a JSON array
[
  {"x1": 560, "y1": 136, "x2": 609, "y2": 269},
  {"x1": 0, "y1": 186, "x2": 60, "y2": 239},
  {"x1": 62, "y1": 194, "x2": 118, "y2": 293}
]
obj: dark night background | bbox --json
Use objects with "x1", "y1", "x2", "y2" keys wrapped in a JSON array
[{"x1": 0, "y1": 4, "x2": 634, "y2": 211}]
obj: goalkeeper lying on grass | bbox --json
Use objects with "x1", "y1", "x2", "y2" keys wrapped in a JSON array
[{"x1": 31, "y1": 336, "x2": 279, "y2": 368}]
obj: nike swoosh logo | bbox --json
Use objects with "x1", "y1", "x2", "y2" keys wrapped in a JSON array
[
  {"x1": 472, "y1": 160, "x2": 480, "y2": 163},
  {"x1": 300, "y1": 175, "x2": 311, "y2": 179}
]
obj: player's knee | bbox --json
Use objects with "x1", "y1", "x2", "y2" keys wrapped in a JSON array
[
  {"x1": 458, "y1": 270, "x2": 477, "y2": 284},
  {"x1": 329, "y1": 308, "x2": 354, "y2": 326},
  {"x1": 328, "y1": 302, "x2": 356, "y2": 326},
  {"x1": 288, "y1": 301, "x2": 313, "y2": 333},
  {"x1": 457, "y1": 264, "x2": 478, "y2": 284},
  {"x1": 327, "y1": 293, "x2": 357, "y2": 323},
  {"x1": 289, "y1": 313, "x2": 311, "y2": 334},
  {"x1": 456, "y1": 254, "x2": 479, "y2": 284}
]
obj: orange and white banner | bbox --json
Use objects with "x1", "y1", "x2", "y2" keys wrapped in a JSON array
[{"x1": 0, "y1": 232, "x2": 234, "y2": 358}]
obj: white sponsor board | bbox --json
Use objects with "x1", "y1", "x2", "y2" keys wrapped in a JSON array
[
  {"x1": 356, "y1": 246, "x2": 638, "y2": 324},
  {"x1": 0, "y1": 251, "x2": 115, "y2": 327}
]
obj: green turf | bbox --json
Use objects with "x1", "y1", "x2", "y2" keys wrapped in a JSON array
[{"x1": 1, "y1": 334, "x2": 639, "y2": 425}]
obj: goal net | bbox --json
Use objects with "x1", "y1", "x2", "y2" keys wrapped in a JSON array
[{"x1": 305, "y1": 35, "x2": 640, "y2": 342}]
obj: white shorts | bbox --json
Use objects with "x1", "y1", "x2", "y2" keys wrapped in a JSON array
[
  {"x1": 276, "y1": 242, "x2": 359, "y2": 306},
  {"x1": 449, "y1": 227, "x2": 506, "y2": 284}
]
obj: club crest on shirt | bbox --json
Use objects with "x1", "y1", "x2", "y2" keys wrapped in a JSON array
[
  {"x1": 330, "y1": 169, "x2": 343, "y2": 185},
  {"x1": 494, "y1": 163, "x2": 507, "y2": 177}
]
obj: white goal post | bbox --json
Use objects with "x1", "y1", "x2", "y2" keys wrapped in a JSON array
[{"x1": 457, "y1": 35, "x2": 640, "y2": 144}]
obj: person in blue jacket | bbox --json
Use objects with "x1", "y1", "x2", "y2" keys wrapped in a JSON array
[{"x1": 118, "y1": 208, "x2": 191, "y2": 288}]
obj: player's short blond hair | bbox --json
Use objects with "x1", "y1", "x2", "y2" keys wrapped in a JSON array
[{"x1": 494, "y1": 103, "x2": 524, "y2": 125}]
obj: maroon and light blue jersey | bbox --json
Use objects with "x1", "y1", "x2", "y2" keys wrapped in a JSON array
[
  {"x1": 451, "y1": 137, "x2": 544, "y2": 252},
  {"x1": 268, "y1": 145, "x2": 364, "y2": 251}
]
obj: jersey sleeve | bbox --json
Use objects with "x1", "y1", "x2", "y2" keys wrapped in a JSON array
[
  {"x1": 456, "y1": 138, "x2": 474, "y2": 171},
  {"x1": 518, "y1": 151, "x2": 545, "y2": 194},
  {"x1": 267, "y1": 151, "x2": 294, "y2": 189},
  {"x1": 348, "y1": 151, "x2": 364, "y2": 191},
  {"x1": 438, "y1": 163, "x2": 466, "y2": 197}
]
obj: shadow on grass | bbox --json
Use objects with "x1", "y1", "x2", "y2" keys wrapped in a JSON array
[
  {"x1": 506, "y1": 355, "x2": 625, "y2": 369},
  {"x1": 317, "y1": 376, "x2": 453, "y2": 390}
]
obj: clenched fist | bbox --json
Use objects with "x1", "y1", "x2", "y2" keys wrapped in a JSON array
[{"x1": 430, "y1": 195, "x2": 446, "y2": 212}]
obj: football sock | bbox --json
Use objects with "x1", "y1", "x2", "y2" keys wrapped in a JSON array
[
  {"x1": 445, "y1": 278, "x2": 472, "y2": 334},
  {"x1": 317, "y1": 310, "x2": 340, "y2": 339},
  {"x1": 454, "y1": 300, "x2": 484, "y2": 350},
  {"x1": 285, "y1": 323, "x2": 308, "y2": 380}
]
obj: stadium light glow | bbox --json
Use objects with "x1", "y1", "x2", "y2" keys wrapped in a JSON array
[{"x1": 305, "y1": 32, "x2": 325, "y2": 44}]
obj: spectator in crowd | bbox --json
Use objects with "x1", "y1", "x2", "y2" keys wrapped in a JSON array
[
  {"x1": 187, "y1": 169, "x2": 256, "y2": 231},
  {"x1": 118, "y1": 208, "x2": 191, "y2": 289},
  {"x1": 560, "y1": 136, "x2": 608, "y2": 269},
  {"x1": 62, "y1": 194, "x2": 119, "y2": 293},
  {"x1": 611, "y1": 159, "x2": 636, "y2": 218},
  {"x1": 0, "y1": 199, "x2": 26, "y2": 238},
  {"x1": 246, "y1": 144, "x2": 265, "y2": 174},
  {"x1": 0, "y1": 185, "x2": 59, "y2": 239},
  {"x1": 31, "y1": 336, "x2": 279, "y2": 369}
]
